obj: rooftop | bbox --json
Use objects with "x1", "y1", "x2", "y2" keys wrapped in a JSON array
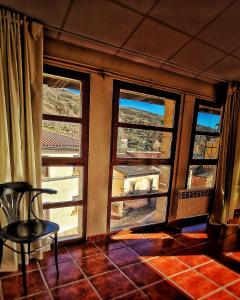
[{"x1": 42, "y1": 129, "x2": 79, "y2": 150}]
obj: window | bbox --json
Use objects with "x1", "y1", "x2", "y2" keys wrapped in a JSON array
[
  {"x1": 42, "y1": 65, "x2": 89, "y2": 240},
  {"x1": 108, "y1": 81, "x2": 180, "y2": 232},
  {"x1": 187, "y1": 100, "x2": 222, "y2": 189}
]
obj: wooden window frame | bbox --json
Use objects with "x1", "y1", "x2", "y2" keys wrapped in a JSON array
[
  {"x1": 186, "y1": 99, "x2": 222, "y2": 189},
  {"x1": 42, "y1": 64, "x2": 90, "y2": 242},
  {"x1": 107, "y1": 80, "x2": 181, "y2": 233}
]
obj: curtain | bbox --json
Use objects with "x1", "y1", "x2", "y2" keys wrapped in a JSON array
[
  {"x1": 0, "y1": 9, "x2": 43, "y2": 271},
  {"x1": 211, "y1": 83, "x2": 240, "y2": 224}
]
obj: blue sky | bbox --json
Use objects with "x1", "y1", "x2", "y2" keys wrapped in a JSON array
[
  {"x1": 64, "y1": 88, "x2": 80, "y2": 94},
  {"x1": 120, "y1": 98, "x2": 220, "y2": 129},
  {"x1": 197, "y1": 112, "x2": 220, "y2": 129},
  {"x1": 120, "y1": 99, "x2": 165, "y2": 116}
]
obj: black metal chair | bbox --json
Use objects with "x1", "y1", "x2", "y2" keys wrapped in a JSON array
[{"x1": 0, "y1": 182, "x2": 59, "y2": 295}]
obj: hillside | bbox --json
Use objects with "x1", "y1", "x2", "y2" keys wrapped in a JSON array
[
  {"x1": 43, "y1": 85, "x2": 81, "y2": 118},
  {"x1": 119, "y1": 107, "x2": 164, "y2": 127},
  {"x1": 43, "y1": 85, "x2": 81, "y2": 138}
]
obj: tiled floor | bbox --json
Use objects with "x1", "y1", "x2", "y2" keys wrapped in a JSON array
[{"x1": 1, "y1": 225, "x2": 240, "y2": 299}]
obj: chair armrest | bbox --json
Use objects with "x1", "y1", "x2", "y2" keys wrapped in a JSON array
[{"x1": 31, "y1": 188, "x2": 57, "y2": 195}]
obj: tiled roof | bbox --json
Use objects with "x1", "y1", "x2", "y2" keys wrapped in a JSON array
[
  {"x1": 114, "y1": 165, "x2": 160, "y2": 177},
  {"x1": 42, "y1": 129, "x2": 79, "y2": 150}
]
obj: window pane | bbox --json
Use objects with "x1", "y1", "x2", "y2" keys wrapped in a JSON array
[
  {"x1": 43, "y1": 74, "x2": 82, "y2": 118},
  {"x1": 112, "y1": 165, "x2": 170, "y2": 197},
  {"x1": 42, "y1": 120, "x2": 81, "y2": 157},
  {"x1": 110, "y1": 197, "x2": 167, "y2": 231},
  {"x1": 119, "y1": 89, "x2": 175, "y2": 128},
  {"x1": 187, "y1": 165, "x2": 217, "y2": 189},
  {"x1": 193, "y1": 136, "x2": 220, "y2": 159},
  {"x1": 197, "y1": 105, "x2": 221, "y2": 133},
  {"x1": 42, "y1": 166, "x2": 83, "y2": 203},
  {"x1": 117, "y1": 128, "x2": 172, "y2": 159},
  {"x1": 44, "y1": 206, "x2": 83, "y2": 238}
]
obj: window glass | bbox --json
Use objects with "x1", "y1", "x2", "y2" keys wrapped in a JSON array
[
  {"x1": 42, "y1": 120, "x2": 81, "y2": 157},
  {"x1": 44, "y1": 206, "x2": 83, "y2": 238},
  {"x1": 42, "y1": 166, "x2": 83, "y2": 203},
  {"x1": 112, "y1": 165, "x2": 170, "y2": 197},
  {"x1": 187, "y1": 165, "x2": 217, "y2": 189},
  {"x1": 196, "y1": 105, "x2": 221, "y2": 133},
  {"x1": 110, "y1": 197, "x2": 167, "y2": 231},
  {"x1": 43, "y1": 74, "x2": 82, "y2": 118},
  {"x1": 119, "y1": 89, "x2": 175, "y2": 128},
  {"x1": 117, "y1": 128, "x2": 172, "y2": 159},
  {"x1": 193, "y1": 136, "x2": 220, "y2": 159}
]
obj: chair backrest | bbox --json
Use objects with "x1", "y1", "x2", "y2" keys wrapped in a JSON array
[{"x1": 0, "y1": 182, "x2": 33, "y2": 224}]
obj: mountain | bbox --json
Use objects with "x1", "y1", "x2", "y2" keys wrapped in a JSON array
[
  {"x1": 42, "y1": 85, "x2": 81, "y2": 138},
  {"x1": 119, "y1": 107, "x2": 164, "y2": 127},
  {"x1": 43, "y1": 85, "x2": 81, "y2": 118}
]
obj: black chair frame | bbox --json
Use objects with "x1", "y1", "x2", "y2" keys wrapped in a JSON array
[{"x1": 0, "y1": 182, "x2": 59, "y2": 295}]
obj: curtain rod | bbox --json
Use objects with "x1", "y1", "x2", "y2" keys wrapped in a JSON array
[{"x1": 44, "y1": 24, "x2": 227, "y2": 84}]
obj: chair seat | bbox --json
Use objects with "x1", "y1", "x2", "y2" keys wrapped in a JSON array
[{"x1": 2, "y1": 219, "x2": 59, "y2": 243}]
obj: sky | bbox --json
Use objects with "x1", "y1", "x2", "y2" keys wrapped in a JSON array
[
  {"x1": 197, "y1": 112, "x2": 220, "y2": 129},
  {"x1": 62, "y1": 91, "x2": 220, "y2": 129},
  {"x1": 120, "y1": 98, "x2": 220, "y2": 129},
  {"x1": 63, "y1": 88, "x2": 80, "y2": 94},
  {"x1": 120, "y1": 98, "x2": 165, "y2": 116}
]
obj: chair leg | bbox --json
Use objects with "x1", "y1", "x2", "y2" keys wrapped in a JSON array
[
  {"x1": 54, "y1": 233, "x2": 59, "y2": 276},
  {"x1": 20, "y1": 243, "x2": 27, "y2": 295},
  {"x1": 28, "y1": 242, "x2": 31, "y2": 260}
]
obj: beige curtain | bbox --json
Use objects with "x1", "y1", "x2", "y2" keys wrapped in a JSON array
[
  {"x1": 0, "y1": 9, "x2": 43, "y2": 271},
  {"x1": 211, "y1": 83, "x2": 240, "y2": 224}
]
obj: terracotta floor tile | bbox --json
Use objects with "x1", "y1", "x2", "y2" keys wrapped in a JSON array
[
  {"x1": 2, "y1": 270, "x2": 46, "y2": 300},
  {"x1": 42, "y1": 260, "x2": 84, "y2": 288},
  {"x1": 226, "y1": 280, "x2": 240, "y2": 297},
  {"x1": 220, "y1": 235, "x2": 240, "y2": 252},
  {"x1": 39, "y1": 247, "x2": 72, "y2": 267},
  {"x1": 77, "y1": 253, "x2": 115, "y2": 277},
  {"x1": 143, "y1": 280, "x2": 191, "y2": 300},
  {"x1": 107, "y1": 247, "x2": 139, "y2": 267},
  {"x1": 122, "y1": 262, "x2": 163, "y2": 287},
  {"x1": 117, "y1": 291, "x2": 148, "y2": 299},
  {"x1": 203, "y1": 289, "x2": 237, "y2": 300},
  {"x1": 196, "y1": 261, "x2": 239, "y2": 286},
  {"x1": 94, "y1": 239, "x2": 127, "y2": 252},
  {"x1": 229, "y1": 251, "x2": 240, "y2": 262},
  {"x1": 0, "y1": 259, "x2": 39, "y2": 278},
  {"x1": 172, "y1": 270, "x2": 218, "y2": 298},
  {"x1": 192, "y1": 232, "x2": 209, "y2": 240},
  {"x1": 175, "y1": 233, "x2": 207, "y2": 247},
  {"x1": 51, "y1": 279, "x2": 99, "y2": 300},
  {"x1": 90, "y1": 269, "x2": 136, "y2": 299},
  {"x1": 149, "y1": 255, "x2": 189, "y2": 276},
  {"x1": 174, "y1": 248, "x2": 210, "y2": 267},
  {"x1": 67, "y1": 242, "x2": 100, "y2": 259},
  {"x1": 130, "y1": 240, "x2": 166, "y2": 259},
  {"x1": 123, "y1": 238, "x2": 150, "y2": 248},
  {"x1": 25, "y1": 259, "x2": 39, "y2": 271},
  {"x1": 140, "y1": 232, "x2": 171, "y2": 239},
  {"x1": 161, "y1": 237, "x2": 186, "y2": 252},
  {"x1": 21, "y1": 292, "x2": 52, "y2": 300},
  {"x1": 119, "y1": 234, "x2": 147, "y2": 247}
]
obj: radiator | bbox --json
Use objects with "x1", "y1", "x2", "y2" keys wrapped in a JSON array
[{"x1": 174, "y1": 188, "x2": 214, "y2": 219}]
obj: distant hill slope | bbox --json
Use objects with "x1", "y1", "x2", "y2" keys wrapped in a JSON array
[
  {"x1": 119, "y1": 107, "x2": 164, "y2": 126},
  {"x1": 43, "y1": 85, "x2": 81, "y2": 117}
]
